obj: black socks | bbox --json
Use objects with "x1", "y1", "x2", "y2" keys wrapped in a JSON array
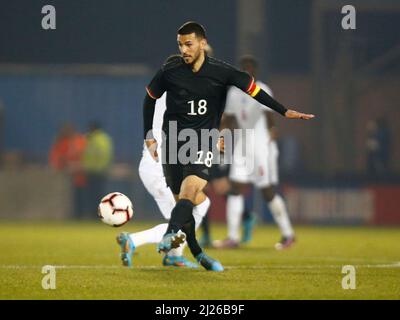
[
  {"x1": 166, "y1": 199, "x2": 194, "y2": 234},
  {"x1": 166, "y1": 199, "x2": 203, "y2": 257},
  {"x1": 182, "y1": 217, "x2": 203, "y2": 257},
  {"x1": 201, "y1": 212, "x2": 210, "y2": 238}
]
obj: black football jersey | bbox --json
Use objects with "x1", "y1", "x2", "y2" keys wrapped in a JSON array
[{"x1": 146, "y1": 55, "x2": 254, "y2": 134}]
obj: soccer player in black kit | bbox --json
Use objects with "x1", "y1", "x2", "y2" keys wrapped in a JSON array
[{"x1": 119, "y1": 21, "x2": 314, "y2": 271}]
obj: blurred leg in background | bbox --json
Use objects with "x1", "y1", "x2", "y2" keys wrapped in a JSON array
[{"x1": 200, "y1": 163, "x2": 231, "y2": 247}]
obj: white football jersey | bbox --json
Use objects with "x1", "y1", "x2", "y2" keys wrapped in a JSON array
[{"x1": 225, "y1": 80, "x2": 273, "y2": 133}]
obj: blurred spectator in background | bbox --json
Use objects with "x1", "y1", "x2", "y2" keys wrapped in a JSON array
[
  {"x1": 82, "y1": 122, "x2": 113, "y2": 218},
  {"x1": 366, "y1": 118, "x2": 391, "y2": 179},
  {"x1": 49, "y1": 123, "x2": 87, "y2": 219}
]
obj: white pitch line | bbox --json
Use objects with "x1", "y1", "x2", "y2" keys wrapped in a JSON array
[
  {"x1": 0, "y1": 265, "x2": 122, "y2": 270},
  {"x1": 285, "y1": 256, "x2": 398, "y2": 263},
  {"x1": 225, "y1": 263, "x2": 400, "y2": 270},
  {"x1": 1, "y1": 263, "x2": 399, "y2": 270},
  {"x1": 252, "y1": 256, "x2": 399, "y2": 264}
]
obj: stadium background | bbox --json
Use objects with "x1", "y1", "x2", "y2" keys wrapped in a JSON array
[{"x1": 0, "y1": 0, "x2": 399, "y2": 226}]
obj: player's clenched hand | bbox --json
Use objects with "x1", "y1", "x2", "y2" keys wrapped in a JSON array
[
  {"x1": 145, "y1": 139, "x2": 159, "y2": 162},
  {"x1": 285, "y1": 109, "x2": 315, "y2": 120}
]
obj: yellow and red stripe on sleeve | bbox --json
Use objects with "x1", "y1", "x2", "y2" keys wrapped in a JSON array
[
  {"x1": 146, "y1": 86, "x2": 159, "y2": 100},
  {"x1": 246, "y1": 77, "x2": 261, "y2": 97}
]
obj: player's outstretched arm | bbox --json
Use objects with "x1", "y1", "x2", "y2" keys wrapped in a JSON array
[
  {"x1": 252, "y1": 88, "x2": 315, "y2": 120},
  {"x1": 230, "y1": 68, "x2": 315, "y2": 120}
]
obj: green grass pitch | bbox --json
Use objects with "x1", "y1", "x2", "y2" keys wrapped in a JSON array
[{"x1": 0, "y1": 221, "x2": 399, "y2": 299}]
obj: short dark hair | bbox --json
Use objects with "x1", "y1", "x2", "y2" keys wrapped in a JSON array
[
  {"x1": 178, "y1": 21, "x2": 207, "y2": 39},
  {"x1": 239, "y1": 55, "x2": 258, "y2": 69}
]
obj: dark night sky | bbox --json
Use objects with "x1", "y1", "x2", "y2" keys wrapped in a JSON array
[
  {"x1": 0, "y1": 0, "x2": 237, "y2": 68},
  {"x1": 0, "y1": 0, "x2": 399, "y2": 73}
]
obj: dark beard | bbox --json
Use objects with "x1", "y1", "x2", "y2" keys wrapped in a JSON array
[{"x1": 183, "y1": 52, "x2": 201, "y2": 66}]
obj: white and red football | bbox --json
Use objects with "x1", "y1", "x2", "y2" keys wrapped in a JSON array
[{"x1": 98, "y1": 192, "x2": 134, "y2": 227}]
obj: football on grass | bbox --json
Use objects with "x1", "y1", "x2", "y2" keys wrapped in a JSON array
[{"x1": 98, "y1": 192, "x2": 133, "y2": 227}]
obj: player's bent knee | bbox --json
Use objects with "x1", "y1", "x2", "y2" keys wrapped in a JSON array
[
  {"x1": 179, "y1": 188, "x2": 198, "y2": 203},
  {"x1": 179, "y1": 175, "x2": 207, "y2": 201},
  {"x1": 193, "y1": 191, "x2": 206, "y2": 206},
  {"x1": 180, "y1": 184, "x2": 207, "y2": 203}
]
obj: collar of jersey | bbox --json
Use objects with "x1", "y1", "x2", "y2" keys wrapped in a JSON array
[{"x1": 186, "y1": 54, "x2": 208, "y2": 75}]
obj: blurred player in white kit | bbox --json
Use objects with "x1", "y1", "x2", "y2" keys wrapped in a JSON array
[{"x1": 214, "y1": 55, "x2": 295, "y2": 250}]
